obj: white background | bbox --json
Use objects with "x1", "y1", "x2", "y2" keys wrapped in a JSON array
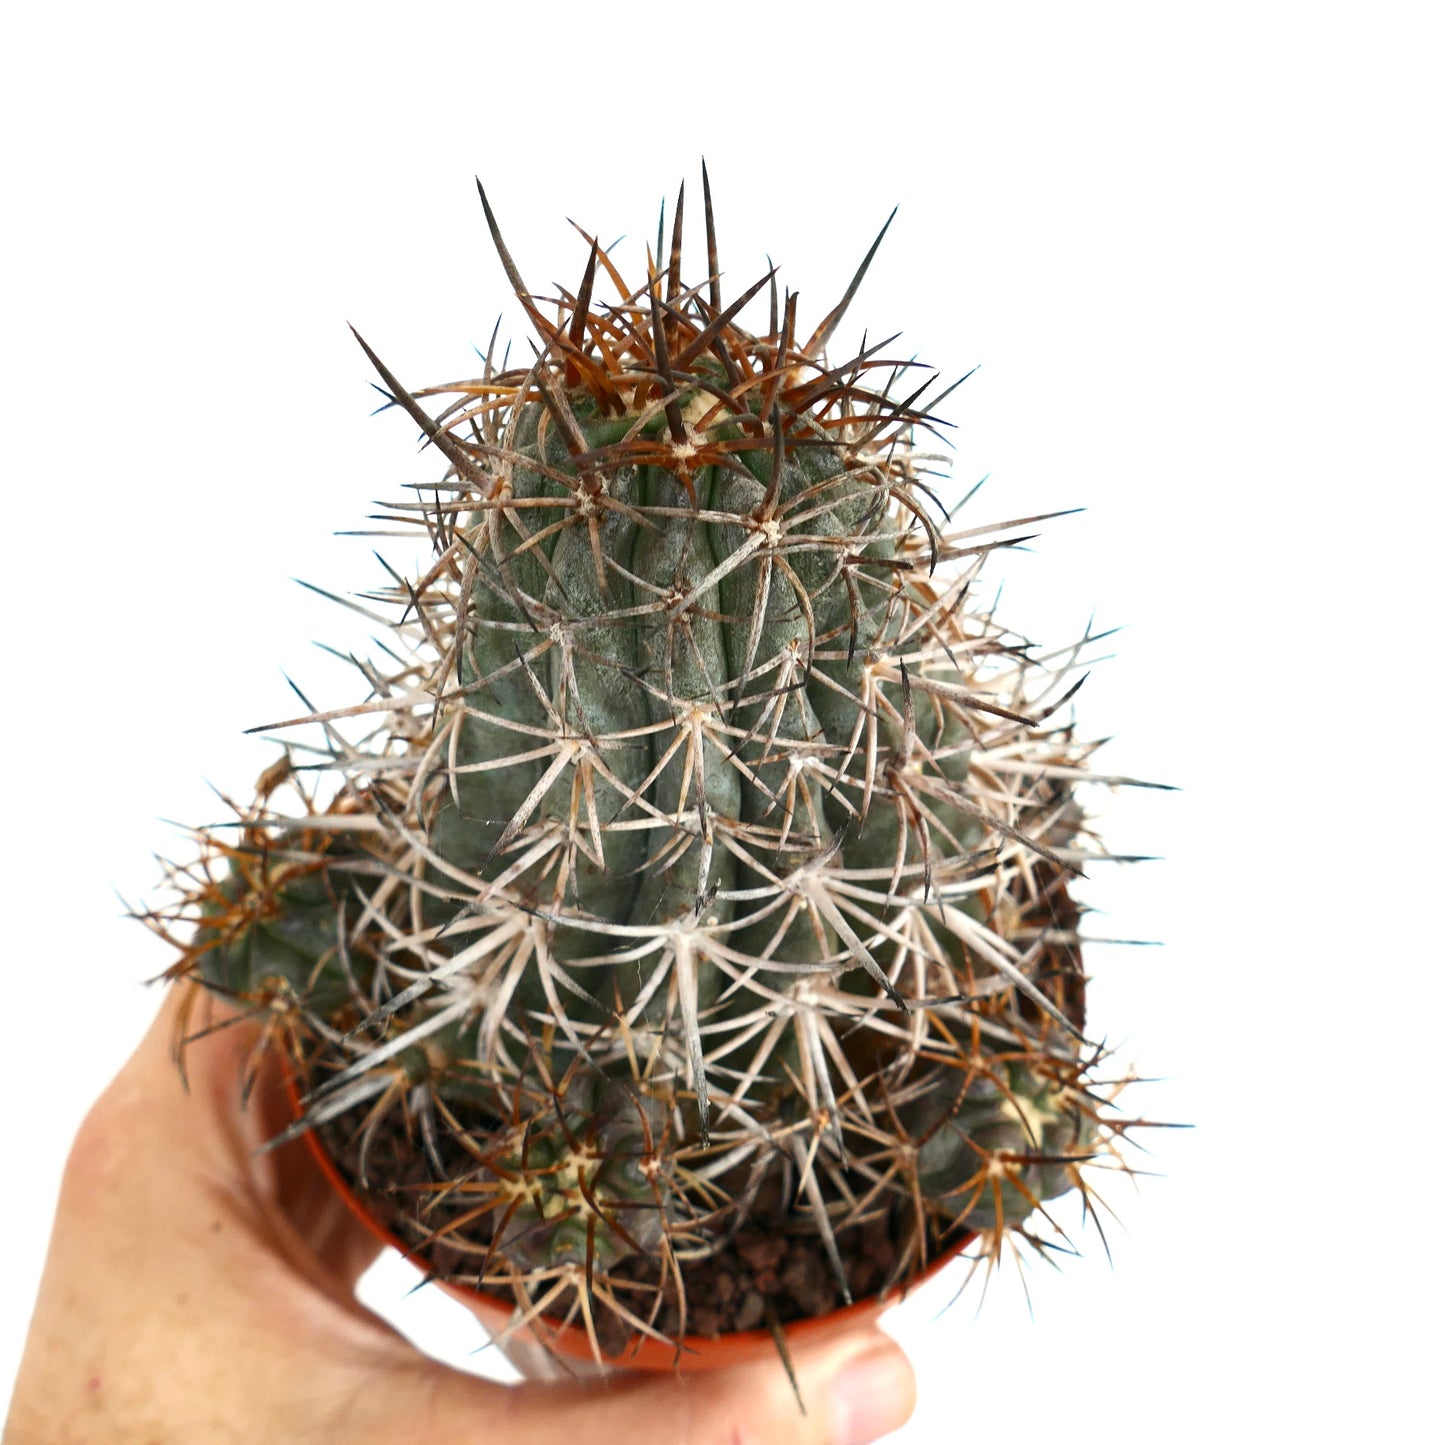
[{"x1": 2, "y1": 3, "x2": 1439, "y2": 1440}]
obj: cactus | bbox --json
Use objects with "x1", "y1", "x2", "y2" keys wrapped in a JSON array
[{"x1": 144, "y1": 171, "x2": 1146, "y2": 1357}]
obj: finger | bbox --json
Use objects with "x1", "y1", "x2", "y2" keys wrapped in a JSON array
[
  {"x1": 515, "y1": 1329, "x2": 916, "y2": 1445},
  {"x1": 359, "y1": 1328, "x2": 916, "y2": 1445}
]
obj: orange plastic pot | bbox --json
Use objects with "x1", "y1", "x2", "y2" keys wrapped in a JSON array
[{"x1": 292, "y1": 1102, "x2": 971, "y2": 1374}]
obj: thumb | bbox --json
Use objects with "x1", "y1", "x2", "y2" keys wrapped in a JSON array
[{"x1": 422, "y1": 1327, "x2": 916, "y2": 1445}]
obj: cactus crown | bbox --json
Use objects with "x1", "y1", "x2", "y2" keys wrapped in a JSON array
[{"x1": 144, "y1": 171, "x2": 1144, "y2": 1360}]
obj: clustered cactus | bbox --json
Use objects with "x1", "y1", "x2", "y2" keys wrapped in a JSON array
[{"x1": 145, "y1": 171, "x2": 1144, "y2": 1361}]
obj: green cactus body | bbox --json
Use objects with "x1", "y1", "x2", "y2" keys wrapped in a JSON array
[
  {"x1": 914, "y1": 1062, "x2": 1095, "y2": 1231},
  {"x1": 476, "y1": 1073, "x2": 667, "y2": 1272},
  {"x1": 156, "y1": 176, "x2": 1143, "y2": 1353},
  {"x1": 194, "y1": 828, "x2": 367, "y2": 1017},
  {"x1": 417, "y1": 394, "x2": 997, "y2": 1131}
]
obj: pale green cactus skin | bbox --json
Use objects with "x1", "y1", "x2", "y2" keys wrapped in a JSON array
[
  {"x1": 425, "y1": 399, "x2": 982, "y2": 1047},
  {"x1": 160, "y1": 181, "x2": 1137, "y2": 1347}
]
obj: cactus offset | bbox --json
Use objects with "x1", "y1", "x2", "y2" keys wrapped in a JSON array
[{"x1": 145, "y1": 172, "x2": 1148, "y2": 1356}]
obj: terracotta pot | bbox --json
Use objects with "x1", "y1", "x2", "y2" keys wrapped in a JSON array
[{"x1": 293, "y1": 1109, "x2": 971, "y2": 1376}]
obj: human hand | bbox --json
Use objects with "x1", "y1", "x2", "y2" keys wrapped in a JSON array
[{"x1": 4, "y1": 986, "x2": 916, "y2": 1444}]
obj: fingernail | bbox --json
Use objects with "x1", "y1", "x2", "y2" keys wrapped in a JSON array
[{"x1": 827, "y1": 1340, "x2": 916, "y2": 1445}]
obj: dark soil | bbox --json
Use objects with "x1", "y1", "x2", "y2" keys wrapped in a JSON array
[{"x1": 608, "y1": 1186, "x2": 914, "y2": 1342}]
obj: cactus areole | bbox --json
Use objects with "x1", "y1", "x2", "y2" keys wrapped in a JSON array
[{"x1": 150, "y1": 171, "x2": 1144, "y2": 1364}]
